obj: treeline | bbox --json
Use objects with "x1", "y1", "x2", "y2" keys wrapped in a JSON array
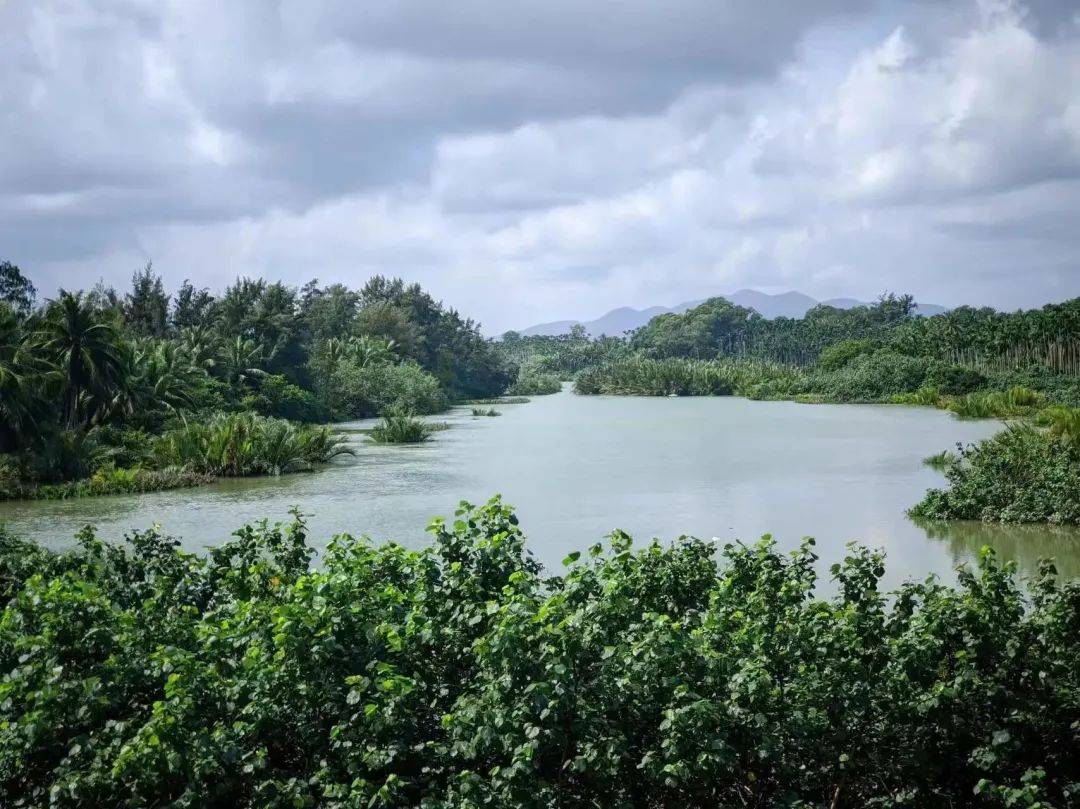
[
  {"x1": 629, "y1": 293, "x2": 1080, "y2": 372},
  {"x1": 0, "y1": 497, "x2": 1076, "y2": 806},
  {"x1": 562, "y1": 294, "x2": 1080, "y2": 407},
  {"x1": 0, "y1": 261, "x2": 513, "y2": 497}
]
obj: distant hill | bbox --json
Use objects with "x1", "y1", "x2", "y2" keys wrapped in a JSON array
[{"x1": 518, "y1": 290, "x2": 948, "y2": 337}]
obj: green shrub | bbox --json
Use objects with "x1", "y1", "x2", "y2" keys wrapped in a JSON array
[
  {"x1": 243, "y1": 374, "x2": 330, "y2": 423},
  {"x1": 815, "y1": 338, "x2": 881, "y2": 371},
  {"x1": 911, "y1": 424, "x2": 1080, "y2": 524},
  {"x1": 154, "y1": 413, "x2": 353, "y2": 476},
  {"x1": 806, "y1": 351, "x2": 933, "y2": 402},
  {"x1": 0, "y1": 498, "x2": 1076, "y2": 806},
  {"x1": 923, "y1": 361, "x2": 987, "y2": 395},
  {"x1": 369, "y1": 407, "x2": 435, "y2": 443},
  {"x1": 506, "y1": 364, "x2": 561, "y2": 396},
  {"x1": 470, "y1": 408, "x2": 501, "y2": 417},
  {"x1": 325, "y1": 360, "x2": 447, "y2": 419}
]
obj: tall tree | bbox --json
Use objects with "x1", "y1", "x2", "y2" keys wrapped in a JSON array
[
  {"x1": 172, "y1": 280, "x2": 216, "y2": 331},
  {"x1": 0, "y1": 261, "x2": 36, "y2": 313},
  {"x1": 124, "y1": 263, "x2": 170, "y2": 338},
  {"x1": 38, "y1": 291, "x2": 125, "y2": 428}
]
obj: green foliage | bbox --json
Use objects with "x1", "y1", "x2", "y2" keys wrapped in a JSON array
[
  {"x1": 242, "y1": 374, "x2": 329, "y2": 423},
  {"x1": 0, "y1": 499, "x2": 1077, "y2": 806},
  {"x1": 0, "y1": 263, "x2": 521, "y2": 495},
  {"x1": 575, "y1": 357, "x2": 735, "y2": 396},
  {"x1": 922, "y1": 449, "x2": 957, "y2": 471},
  {"x1": 0, "y1": 261, "x2": 36, "y2": 313},
  {"x1": 499, "y1": 328, "x2": 630, "y2": 378},
  {"x1": 470, "y1": 407, "x2": 501, "y2": 417},
  {"x1": 1038, "y1": 406, "x2": 1080, "y2": 449},
  {"x1": 322, "y1": 359, "x2": 447, "y2": 420},
  {"x1": 946, "y1": 387, "x2": 1045, "y2": 420},
  {"x1": 815, "y1": 338, "x2": 882, "y2": 371},
  {"x1": 805, "y1": 351, "x2": 934, "y2": 402},
  {"x1": 506, "y1": 363, "x2": 561, "y2": 396},
  {"x1": 153, "y1": 413, "x2": 353, "y2": 476},
  {"x1": 369, "y1": 407, "x2": 435, "y2": 444},
  {"x1": 911, "y1": 423, "x2": 1080, "y2": 524},
  {"x1": 0, "y1": 467, "x2": 214, "y2": 502}
]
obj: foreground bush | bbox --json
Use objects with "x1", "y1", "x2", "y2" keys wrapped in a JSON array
[
  {"x1": 154, "y1": 412, "x2": 353, "y2": 476},
  {"x1": 1, "y1": 498, "x2": 1077, "y2": 807},
  {"x1": 911, "y1": 422, "x2": 1080, "y2": 524}
]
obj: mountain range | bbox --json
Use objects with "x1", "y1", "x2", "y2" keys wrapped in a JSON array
[{"x1": 518, "y1": 290, "x2": 948, "y2": 337}]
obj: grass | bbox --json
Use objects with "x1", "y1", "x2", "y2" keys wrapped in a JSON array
[
  {"x1": 922, "y1": 450, "x2": 957, "y2": 472},
  {"x1": 471, "y1": 407, "x2": 501, "y2": 417},
  {"x1": 0, "y1": 467, "x2": 215, "y2": 501}
]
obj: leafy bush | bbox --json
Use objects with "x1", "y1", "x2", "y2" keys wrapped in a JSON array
[
  {"x1": 911, "y1": 424, "x2": 1080, "y2": 524},
  {"x1": 325, "y1": 360, "x2": 447, "y2": 419},
  {"x1": 0, "y1": 498, "x2": 1077, "y2": 806},
  {"x1": 154, "y1": 413, "x2": 353, "y2": 476},
  {"x1": 806, "y1": 351, "x2": 933, "y2": 402},
  {"x1": 243, "y1": 374, "x2": 330, "y2": 423},
  {"x1": 369, "y1": 407, "x2": 435, "y2": 443},
  {"x1": 815, "y1": 338, "x2": 882, "y2": 371},
  {"x1": 506, "y1": 364, "x2": 561, "y2": 396},
  {"x1": 923, "y1": 361, "x2": 987, "y2": 395}
]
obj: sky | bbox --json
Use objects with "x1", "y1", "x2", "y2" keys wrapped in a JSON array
[{"x1": 3, "y1": 0, "x2": 1080, "y2": 334}]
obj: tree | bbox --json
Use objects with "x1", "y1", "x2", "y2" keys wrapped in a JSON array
[
  {"x1": 124, "y1": 263, "x2": 170, "y2": 338},
  {"x1": 0, "y1": 305, "x2": 34, "y2": 451},
  {"x1": 0, "y1": 261, "x2": 36, "y2": 313},
  {"x1": 172, "y1": 280, "x2": 216, "y2": 331},
  {"x1": 38, "y1": 291, "x2": 126, "y2": 428}
]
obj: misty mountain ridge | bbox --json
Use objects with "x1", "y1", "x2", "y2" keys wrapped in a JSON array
[{"x1": 518, "y1": 290, "x2": 948, "y2": 337}]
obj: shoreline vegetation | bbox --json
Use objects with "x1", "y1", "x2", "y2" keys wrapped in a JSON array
[
  {"x1": 0, "y1": 263, "x2": 513, "y2": 502},
  {"x1": 2, "y1": 259, "x2": 1078, "y2": 526},
  {"x1": 0, "y1": 497, "x2": 1076, "y2": 805}
]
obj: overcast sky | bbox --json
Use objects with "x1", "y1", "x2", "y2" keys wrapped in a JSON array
[{"x1": 3, "y1": 0, "x2": 1080, "y2": 333}]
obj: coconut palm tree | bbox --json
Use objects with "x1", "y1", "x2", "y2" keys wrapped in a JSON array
[
  {"x1": 217, "y1": 336, "x2": 270, "y2": 389},
  {"x1": 0, "y1": 305, "x2": 34, "y2": 451},
  {"x1": 37, "y1": 291, "x2": 125, "y2": 429}
]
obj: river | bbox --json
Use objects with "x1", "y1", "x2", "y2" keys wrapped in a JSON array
[{"x1": 3, "y1": 387, "x2": 1078, "y2": 588}]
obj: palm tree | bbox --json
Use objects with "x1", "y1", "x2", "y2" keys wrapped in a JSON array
[
  {"x1": 218, "y1": 336, "x2": 270, "y2": 388},
  {"x1": 348, "y1": 335, "x2": 396, "y2": 368},
  {"x1": 37, "y1": 291, "x2": 125, "y2": 428},
  {"x1": 0, "y1": 305, "x2": 34, "y2": 451}
]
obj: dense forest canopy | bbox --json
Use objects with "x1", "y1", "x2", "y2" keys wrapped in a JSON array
[{"x1": 0, "y1": 261, "x2": 512, "y2": 496}]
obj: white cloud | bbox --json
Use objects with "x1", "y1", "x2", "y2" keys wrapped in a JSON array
[{"x1": 3, "y1": 0, "x2": 1079, "y2": 332}]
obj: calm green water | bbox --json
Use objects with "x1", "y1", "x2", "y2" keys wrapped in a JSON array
[{"x1": 3, "y1": 388, "x2": 1078, "y2": 587}]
